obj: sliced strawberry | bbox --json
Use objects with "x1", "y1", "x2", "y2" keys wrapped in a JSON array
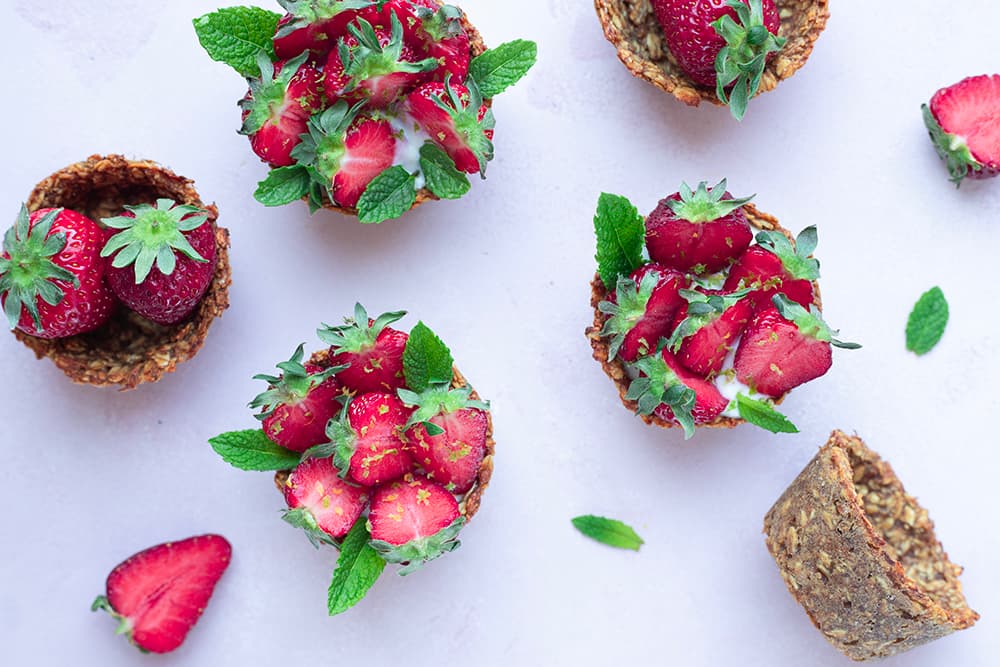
[
  {"x1": 406, "y1": 79, "x2": 494, "y2": 174},
  {"x1": 368, "y1": 474, "x2": 463, "y2": 574},
  {"x1": 670, "y1": 288, "x2": 752, "y2": 377},
  {"x1": 598, "y1": 263, "x2": 688, "y2": 362},
  {"x1": 724, "y1": 227, "x2": 818, "y2": 311},
  {"x1": 273, "y1": 0, "x2": 374, "y2": 59},
  {"x1": 626, "y1": 348, "x2": 729, "y2": 437},
  {"x1": 326, "y1": 392, "x2": 413, "y2": 486},
  {"x1": 240, "y1": 53, "x2": 323, "y2": 167},
  {"x1": 283, "y1": 457, "x2": 370, "y2": 543},
  {"x1": 923, "y1": 74, "x2": 1000, "y2": 184},
  {"x1": 318, "y1": 304, "x2": 408, "y2": 393},
  {"x1": 92, "y1": 535, "x2": 231, "y2": 654},
  {"x1": 645, "y1": 180, "x2": 754, "y2": 273},
  {"x1": 250, "y1": 344, "x2": 344, "y2": 453}
]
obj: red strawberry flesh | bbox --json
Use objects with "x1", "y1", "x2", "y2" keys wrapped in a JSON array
[
  {"x1": 656, "y1": 349, "x2": 729, "y2": 424},
  {"x1": 409, "y1": 407, "x2": 487, "y2": 494},
  {"x1": 340, "y1": 392, "x2": 414, "y2": 486},
  {"x1": 926, "y1": 74, "x2": 1000, "y2": 182},
  {"x1": 260, "y1": 362, "x2": 342, "y2": 453},
  {"x1": 406, "y1": 80, "x2": 494, "y2": 174},
  {"x1": 734, "y1": 307, "x2": 832, "y2": 397},
  {"x1": 724, "y1": 246, "x2": 814, "y2": 311},
  {"x1": 676, "y1": 292, "x2": 752, "y2": 377},
  {"x1": 368, "y1": 475, "x2": 460, "y2": 546},
  {"x1": 284, "y1": 457, "x2": 370, "y2": 538},
  {"x1": 603, "y1": 263, "x2": 688, "y2": 362}
]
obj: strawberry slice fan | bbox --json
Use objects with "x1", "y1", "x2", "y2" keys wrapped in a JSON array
[
  {"x1": 587, "y1": 180, "x2": 860, "y2": 438},
  {"x1": 193, "y1": 0, "x2": 537, "y2": 223},
  {"x1": 208, "y1": 305, "x2": 494, "y2": 615}
]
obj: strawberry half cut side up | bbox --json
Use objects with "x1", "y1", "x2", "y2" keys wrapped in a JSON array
[
  {"x1": 318, "y1": 303, "x2": 409, "y2": 393},
  {"x1": 91, "y1": 535, "x2": 232, "y2": 654},
  {"x1": 273, "y1": 0, "x2": 374, "y2": 59},
  {"x1": 406, "y1": 77, "x2": 494, "y2": 175},
  {"x1": 282, "y1": 456, "x2": 370, "y2": 546},
  {"x1": 923, "y1": 74, "x2": 1000, "y2": 186},
  {"x1": 412, "y1": 3, "x2": 471, "y2": 82},
  {"x1": 598, "y1": 264, "x2": 687, "y2": 362}
]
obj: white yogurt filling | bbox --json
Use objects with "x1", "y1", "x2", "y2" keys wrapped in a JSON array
[
  {"x1": 388, "y1": 112, "x2": 432, "y2": 191},
  {"x1": 712, "y1": 337, "x2": 769, "y2": 419}
]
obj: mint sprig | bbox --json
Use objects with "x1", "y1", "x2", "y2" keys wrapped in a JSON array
[
  {"x1": 419, "y1": 143, "x2": 470, "y2": 199},
  {"x1": 594, "y1": 193, "x2": 645, "y2": 290},
  {"x1": 193, "y1": 7, "x2": 281, "y2": 77},
  {"x1": 403, "y1": 322, "x2": 454, "y2": 393},
  {"x1": 208, "y1": 430, "x2": 302, "y2": 471},
  {"x1": 328, "y1": 517, "x2": 386, "y2": 616},
  {"x1": 255, "y1": 166, "x2": 311, "y2": 207},
  {"x1": 571, "y1": 515, "x2": 644, "y2": 551},
  {"x1": 906, "y1": 286, "x2": 949, "y2": 355},
  {"x1": 356, "y1": 166, "x2": 416, "y2": 223},
  {"x1": 736, "y1": 394, "x2": 798, "y2": 434},
  {"x1": 469, "y1": 40, "x2": 537, "y2": 98}
]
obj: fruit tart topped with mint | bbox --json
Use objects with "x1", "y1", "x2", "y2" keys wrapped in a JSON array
[
  {"x1": 194, "y1": 1, "x2": 536, "y2": 222},
  {"x1": 586, "y1": 180, "x2": 859, "y2": 438}
]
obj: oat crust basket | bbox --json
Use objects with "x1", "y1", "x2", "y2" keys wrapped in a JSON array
[
  {"x1": 15, "y1": 154, "x2": 231, "y2": 390},
  {"x1": 593, "y1": 0, "x2": 829, "y2": 107},
  {"x1": 763, "y1": 431, "x2": 979, "y2": 661}
]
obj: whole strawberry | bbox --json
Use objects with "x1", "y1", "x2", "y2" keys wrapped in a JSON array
[
  {"x1": 101, "y1": 199, "x2": 217, "y2": 325},
  {"x1": 250, "y1": 344, "x2": 345, "y2": 452},
  {"x1": 318, "y1": 303, "x2": 408, "y2": 393},
  {"x1": 406, "y1": 78, "x2": 494, "y2": 174},
  {"x1": 0, "y1": 205, "x2": 116, "y2": 338},
  {"x1": 923, "y1": 74, "x2": 1000, "y2": 185},
  {"x1": 368, "y1": 474, "x2": 464, "y2": 575},
  {"x1": 326, "y1": 391, "x2": 414, "y2": 486},
  {"x1": 282, "y1": 456, "x2": 370, "y2": 544},
  {"x1": 599, "y1": 263, "x2": 688, "y2": 362},
  {"x1": 92, "y1": 535, "x2": 231, "y2": 654},
  {"x1": 653, "y1": 0, "x2": 784, "y2": 119}
]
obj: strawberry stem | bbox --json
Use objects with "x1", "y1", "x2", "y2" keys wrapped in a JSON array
[
  {"x1": 666, "y1": 179, "x2": 753, "y2": 223},
  {"x1": 922, "y1": 103, "x2": 982, "y2": 186},
  {"x1": 712, "y1": 0, "x2": 785, "y2": 121}
]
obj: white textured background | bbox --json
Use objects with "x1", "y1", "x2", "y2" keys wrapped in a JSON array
[{"x1": 1, "y1": 1, "x2": 998, "y2": 665}]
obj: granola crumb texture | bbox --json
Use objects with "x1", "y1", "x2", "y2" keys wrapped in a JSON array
[
  {"x1": 593, "y1": 0, "x2": 829, "y2": 106},
  {"x1": 15, "y1": 154, "x2": 231, "y2": 390},
  {"x1": 273, "y1": 350, "x2": 495, "y2": 535},
  {"x1": 763, "y1": 430, "x2": 979, "y2": 661},
  {"x1": 585, "y1": 203, "x2": 820, "y2": 431}
]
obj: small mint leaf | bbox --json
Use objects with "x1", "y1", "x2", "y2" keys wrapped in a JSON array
[
  {"x1": 208, "y1": 430, "x2": 301, "y2": 471},
  {"x1": 736, "y1": 394, "x2": 798, "y2": 434},
  {"x1": 419, "y1": 143, "x2": 470, "y2": 199},
  {"x1": 906, "y1": 286, "x2": 949, "y2": 355},
  {"x1": 254, "y1": 166, "x2": 310, "y2": 207},
  {"x1": 193, "y1": 7, "x2": 280, "y2": 77},
  {"x1": 571, "y1": 515, "x2": 644, "y2": 551},
  {"x1": 468, "y1": 39, "x2": 537, "y2": 98},
  {"x1": 594, "y1": 193, "x2": 644, "y2": 290},
  {"x1": 403, "y1": 321, "x2": 454, "y2": 393},
  {"x1": 328, "y1": 518, "x2": 386, "y2": 616},
  {"x1": 356, "y1": 166, "x2": 416, "y2": 223}
]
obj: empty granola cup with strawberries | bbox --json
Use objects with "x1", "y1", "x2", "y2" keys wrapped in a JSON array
[
  {"x1": 1, "y1": 155, "x2": 231, "y2": 389},
  {"x1": 594, "y1": 0, "x2": 829, "y2": 119},
  {"x1": 193, "y1": 1, "x2": 536, "y2": 223},
  {"x1": 209, "y1": 305, "x2": 493, "y2": 614},
  {"x1": 586, "y1": 180, "x2": 858, "y2": 437}
]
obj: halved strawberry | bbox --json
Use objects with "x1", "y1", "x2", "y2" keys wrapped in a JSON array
[
  {"x1": 406, "y1": 78, "x2": 494, "y2": 174},
  {"x1": 250, "y1": 344, "x2": 345, "y2": 453},
  {"x1": 626, "y1": 348, "x2": 729, "y2": 437},
  {"x1": 724, "y1": 226, "x2": 818, "y2": 311},
  {"x1": 92, "y1": 535, "x2": 231, "y2": 654},
  {"x1": 273, "y1": 0, "x2": 374, "y2": 59},
  {"x1": 734, "y1": 295, "x2": 859, "y2": 398},
  {"x1": 323, "y1": 392, "x2": 413, "y2": 486},
  {"x1": 669, "y1": 287, "x2": 752, "y2": 377},
  {"x1": 282, "y1": 456, "x2": 370, "y2": 545},
  {"x1": 598, "y1": 263, "x2": 688, "y2": 362},
  {"x1": 240, "y1": 53, "x2": 323, "y2": 167},
  {"x1": 923, "y1": 74, "x2": 1000, "y2": 185},
  {"x1": 318, "y1": 303, "x2": 409, "y2": 393},
  {"x1": 411, "y1": 3, "x2": 471, "y2": 82},
  {"x1": 368, "y1": 474, "x2": 463, "y2": 575},
  {"x1": 645, "y1": 179, "x2": 753, "y2": 273}
]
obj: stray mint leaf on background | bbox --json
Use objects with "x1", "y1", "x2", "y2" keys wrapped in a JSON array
[
  {"x1": 594, "y1": 193, "x2": 645, "y2": 290},
  {"x1": 356, "y1": 166, "x2": 416, "y2": 223},
  {"x1": 208, "y1": 430, "x2": 301, "y2": 471},
  {"x1": 193, "y1": 7, "x2": 280, "y2": 77},
  {"x1": 403, "y1": 322, "x2": 454, "y2": 392},
  {"x1": 254, "y1": 166, "x2": 310, "y2": 207},
  {"x1": 736, "y1": 394, "x2": 799, "y2": 434},
  {"x1": 328, "y1": 518, "x2": 386, "y2": 616},
  {"x1": 572, "y1": 515, "x2": 644, "y2": 551},
  {"x1": 469, "y1": 40, "x2": 538, "y2": 98},
  {"x1": 906, "y1": 286, "x2": 949, "y2": 355},
  {"x1": 419, "y1": 144, "x2": 471, "y2": 199}
]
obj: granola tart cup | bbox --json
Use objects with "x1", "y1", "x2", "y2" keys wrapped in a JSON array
[
  {"x1": 273, "y1": 350, "x2": 495, "y2": 529},
  {"x1": 593, "y1": 0, "x2": 829, "y2": 108},
  {"x1": 586, "y1": 203, "x2": 820, "y2": 431},
  {"x1": 763, "y1": 431, "x2": 979, "y2": 661},
  {"x1": 15, "y1": 154, "x2": 231, "y2": 390}
]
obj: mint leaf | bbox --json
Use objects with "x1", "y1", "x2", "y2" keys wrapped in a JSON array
[
  {"x1": 906, "y1": 286, "x2": 949, "y2": 355},
  {"x1": 594, "y1": 193, "x2": 645, "y2": 290},
  {"x1": 419, "y1": 143, "x2": 470, "y2": 200},
  {"x1": 254, "y1": 166, "x2": 310, "y2": 207},
  {"x1": 356, "y1": 166, "x2": 416, "y2": 223},
  {"x1": 328, "y1": 518, "x2": 386, "y2": 616},
  {"x1": 571, "y1": 515, "x2": 644, "y2": 551},
  {"x1": 208, "y1": 430, "x2": 301, "y2": 471},
  {"x1": 736, "y1": 394, "x2": 798, "y2": 434},
  {"x1": 469, "y1": 40, "x2": 538, "y2": 98},
  {"x1": 193, "y1": 7, "x2": 280, "y2": 77},
  {"x1": 403, "y1": 322, "x2": 454, "y2": 392}
]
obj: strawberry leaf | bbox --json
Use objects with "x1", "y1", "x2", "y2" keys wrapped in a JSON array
[
  {"x1": 208, "y1": 429, "x2": 301, "y2": 471},
  {"x1": 419, "y1": 143, "x2": 470, "y2": 199},
  {"x1": 356, "y1": 166, "x2": 416, "y2": 223},
  {"x1": 736, "y1": 394, "x2": 798, "y2": 434},
  {"x1": 193, "y1": 7, "x2": 281, "y2": 77},
  {"x1": 328, "y1": 517, "x2": 385, "y2": 616},
  {"x1": 468, "y1": 39, "x2": 538, "y2": 98},
  {"x1": 594, "y1": 193, "x2": 645, "y2": 290},
  {"x1": 403, "y1": 322, "x2": 454, "y2": 393},
  {"x1": 906, "y1": 286, "x2": 949, "y2": 355},
  {"x1": 254, "y1": 166, "x2": 311, "y2": 207},
  {"x1": 571, "y1": 515, "x2": 644, "y2": 551}
]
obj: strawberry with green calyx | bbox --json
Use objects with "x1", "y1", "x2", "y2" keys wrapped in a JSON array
[
  {"x1": 668, "y1": 287, "x2": 752, "y2": 377},
  {"x1": 1, "y1": 205, "x2": 116, "y2": 338},
  {"x1": 367, "y1": 474, "x2": 464, "y2": 575},
  {"x1": 724, "y1": 226, "x2": 818, "y2": 311},
  {"x1": 240, "y1": 52, "x2": 323, "y2": 167},
  {"x1": 412, "y1": 2, "x2": 471, "y2": 81},
  {"x1": 644, "y1": 179, "x2": 754, "y2": 273},
  {"x1": 273, "y1": 0, "x2": 374, "y2": 59},
  {"x1": 101, "y1": 199, "x2": 217, "y2": 325},
  {"x1": 282, "y1": 456, "x2": 370, "y2": 546},
  {"x1": 318, "y1": 303, "x2": 408, "y2": 393},
  {"x1": 598, "y1": 264, "x2": 688, "y2": 362},
  {"x1": 734, "y1": 294, "x2": 859, "y2": 398},
  {"x1": 406, "y1": 76, "x2": 494, "y2": 175},
  {"x1": 922, "y1": 74, "x2": 1000, "y2": 185},
  {"x1": 251, "y1": 344, "x2": 346, "y2": 453}
]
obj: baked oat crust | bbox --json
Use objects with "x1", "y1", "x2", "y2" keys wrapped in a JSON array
[{"x1": 763, "y1": 431, "x2": 979, "y2": 661}]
